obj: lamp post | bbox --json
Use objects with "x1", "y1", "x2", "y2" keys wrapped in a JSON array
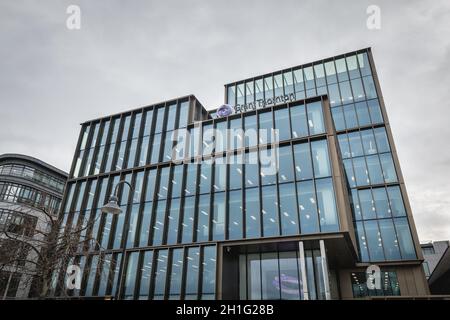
[{"x1": 101, "y1": 180, "x2": 133, "y2": 300}]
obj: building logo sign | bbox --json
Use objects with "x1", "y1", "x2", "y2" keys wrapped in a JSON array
[
  {"x1": 216, "y1": 104, "x2": 234, "y2": 117},
  {"x1": 233, "y1": 92, "x2": 296, "y2": 114}
]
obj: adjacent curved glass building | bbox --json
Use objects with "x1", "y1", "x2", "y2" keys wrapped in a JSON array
[
  {"x1": 55, "y1": 48, "x2": 429, "y2": 300},
  {"x1": 0, "y1": 154, "x2": 67, "y2": 299}
]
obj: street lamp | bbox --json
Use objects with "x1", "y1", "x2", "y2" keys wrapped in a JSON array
[
  {"x1": 101, "y1": 180, "x2": 133, "y2": 215},
  {"x1": 100, "y1": 180, "x2": 133, "y2": 300}
]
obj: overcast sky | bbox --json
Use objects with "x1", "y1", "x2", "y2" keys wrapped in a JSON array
[{"x1": 0, "y1": 0, "x2": 449, "y2": 242}]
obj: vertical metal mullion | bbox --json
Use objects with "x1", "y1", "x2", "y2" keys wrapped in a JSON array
[
  {"x1": 319, "y1": 240, "x2": 331, "y2": 300},
  {"x1": 299, "y1": 241, "x2": 309, "y2": 300}
]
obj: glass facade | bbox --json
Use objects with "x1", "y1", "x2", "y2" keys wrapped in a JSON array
[
  {"x1": 58, "y1": 49, "x2": 423, "y2": 300},
  {"x1": 225, "y1": 50, "x2": 416, "y2": 263}
]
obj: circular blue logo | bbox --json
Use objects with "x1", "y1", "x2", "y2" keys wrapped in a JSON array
[{"x1": 216, "y1": 104, "x2": 233, "y2": 117}]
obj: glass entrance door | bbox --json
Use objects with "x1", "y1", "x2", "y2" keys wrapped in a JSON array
[{"x1": 238, "y1": 249, "x2": 326, "y2": 300}]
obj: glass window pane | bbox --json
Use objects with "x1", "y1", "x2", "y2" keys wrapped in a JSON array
[
  {"x1": 327, "y1": 83, "x2": 341, "y2": 106},
  {"x1": 228, "y1": 190, "x2": 243, "y2": 240},
  {"x1": 279, "y1": 251, "x2": 302, "y2": 300},
  {"x1": 123, "y1": 252, "x2": 139, "y2": 299},
  {"x1": 244, "y1": 115, "x2": 258, "y2": 148},
  {"x1": 379, "y1": 153, "x2": 397, "y2": 183},
  {"x1": 229, "y1": 153, "x2": 243, "y2": 190},
  {"x1": 283, "y1": 71, "x2": 294, "y2": 95},
  {"x1": 169, "y1": 248, "x2": 184, "y2": 299},
  {"x1": 185, "y1": 247, "x2": 200, "y2": 299},
  {"x1": 348, "y1": 132, "x2": 363, "y2": 157},
  {"x1": 374, "y1": 127, "x2": 390, "y2": 153},
  {"x1": 278, "y1": 145, "x2": 295, "y2": 183},
  {"x1": 316, "y1": 178, "x2": 339, "y2": 232},
  {"x1": 355, "y1": 221, "x2": 370, "y2": 262},
  {"x1": 178, "y1": 101, "x2": 189, "y2": 128},
  {"x1": 227, "y1": 85, "x2": 236, "y2": 106},
  {"x1": 245, "y1": 188, "x2": 261, "y2": 238},
  {"x1": 359, "y1": 189, "x2": 376, "y2": 220},
  {"x1": 264, "y1": 76, "x2": 274, "y2": 100},
  {"x1": 153, "y1": 250, "x2": 168, "y2": 299},
  {"x1": 346, "y1": 55, "x2": 360, "y2": 79},
  {"x1": 293, "y1": 142, "x2": 313, "y2": 181},
  {"x1": 314, "y1": 63, "x2": 326, "y2": 87},
  {"x1": 184, "y1": 164, "x2": 198, "y2": 196},
  {"x1": 335, "y1": 58, "x2": 349, "y2": 81},
  {"x1": 311, "y1": 140, "x2": 331, "y2": 178},
  {"x1": 274, "y1": 74, "x2": 283, "y2": 97},
  {"x1": 293, "y1": 69, "x2": 304, "y2": 93},
  {"x1": 262, "y1": 185, "x2": 279, "y2": 237},
  {"x1": 245, "y1": 152, "x2": 259, "y2": 187},
  {"x1": 166, "y1": 198, "x2": 181, "y2": 245},
  {"x1": 166, "y1": 103, "x2": 177, "y2": 132},
  {"x1": 261, "y1": 252, "x2": 280, "y2": 299},
  {"x1": 297, "y1": 180, "x2": 319, "y2": 234},
  {"x1": 290, "y1": 103, "x2": 308, "y2": 138},
  {"x1": 379, "y1": 219, "x2": 401, "y2": 260},
  {"x1": 343, "y1": 104, "x2": 358, "y2": 129},
  {"x1": 357, "y1": 52, "x2": 372, "y2": 77},
  {"x1": 387, "y1": 186, "x2": 406, "y2": 217},
  {"x1": 279, "y1": 183, "x2": 299, "y2": 235},
  {"x1": 363, "y1": 76, "x2": 377, "y2": 99},
  {"x1": 255, "y1": 79, "x2": 264, "y2": 102},
  {"x1": 324, "y1": 61, "x2": 337, "y2": 84},
  {"x1": 213, "y1": 159, "x2": 226, "y2": 192},
  {"x1": 364, "y1": 220, "x2": 385, "y2": 261},
  {"x1": 367, "y1": 99, "x2": 383, "y2": 124},
  {"x1": 355, "y1": 101, "x2": 371, "y2": 126},
  {"x1": 340, "y1": 81, "x2": 353, "y2": 105},
  {"x1": 366, "y1": 155, "x2": 384, "y2": 185},
  {"x1": 337, "y1": 134, "x2": 351, "y2": 159},
  {"x1": 361, "y1": 129, "x2": 377, "y2": 155},
  {"x1": 373, "y1": 187, "x2": 390, "y2": 218},
  {"x1": 139, "y1": 202, "x2": 153, "y2": 247},
  {"x1": 197, "y1": 194, "x2": 210, "y2": 242},
  {"x1": 274, "y1": 108, "x2": 291, "y2": 141},
  {"x1": 236, "y1": 83, "x2": 245, "y2": 106},
  {"x1": 170, "y1": 165, "x2": 183, "y2": 199},
  {"x1": 199, "y1": 162, "x2": 212, "y2": 194},
  {"x1": 215, "y1": 121, "x2": 227, "y2": 153},
  {"x1": 154, "y1": 107, "x2": 165, "y2": 134},
  {"x1": 247, "y1": 254, "x2": 261, "y2": 299},
  {"x1": 331, "y1": 107, "x2": 346, "y2": 131},
  {"x1": 353, "y1": 157, "x2": 370, "y2": 186},
  {"x1": 212, "y1": 192, "x2": 226, "y2": 240},
  {"x1": 351, "y1": 78, "x2": 366, "y2": 102},
  {"x1": 139, "y1": 251, "x2": 153, "y2": 299},
  {"x1": 150, "y1": 133, "x2": 161, "y2": 164},
  {"x1": 157, "y1": 167, "x2": 170, "y2": 199},
  {"x1": 258, "y1": 111, "x2": 273, "y2": 145},
  {"x1": 304, "y1": 67, "x2": 315, "y2": 90},
  {"x1": 152, "y1": 200, "x2": 167, "y2": 246},
  {"x1": 306, "y1": 101, "x2": 325, "y2": 135},
  {"x1": 201, "y1": 246, "x2": 217, "y2": 299},
  {"x1": 394, "y1": 218, "x2": 416, "y2": 260},
  {"x1": 143, "y1": 110, "x2": 153, "y2": 136},
  {"x1": 181, "y1": 196, "x2": 195, "y2": 243}
]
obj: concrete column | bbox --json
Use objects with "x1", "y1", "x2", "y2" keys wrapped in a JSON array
[
  {"x1": 299, "y1": 241, "x2": 309, "y2": 300},
  {"x1": 320, "y1": 240, "x2": 331, "y2": 300}
]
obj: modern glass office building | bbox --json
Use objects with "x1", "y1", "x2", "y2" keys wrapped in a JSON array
[
  {"x1": 55, "y1": 48, "x2": 429, "y2": 300},
  {"x1": 0, "y1": 154, "x2": 67, "y2": 299}
]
